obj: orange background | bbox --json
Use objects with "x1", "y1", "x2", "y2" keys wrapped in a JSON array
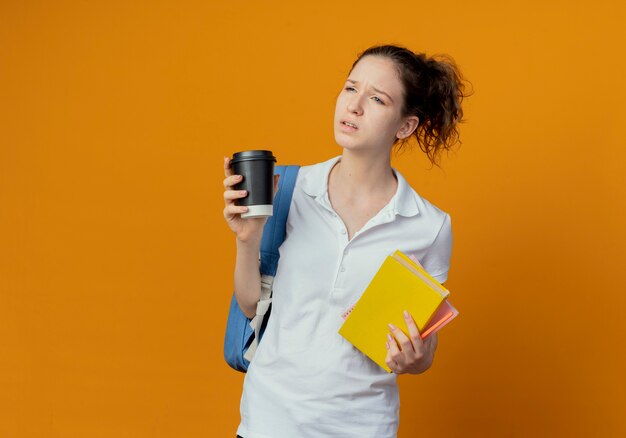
[{"x1": 1, "y1": 1, "x2": 625, "y2": 437}]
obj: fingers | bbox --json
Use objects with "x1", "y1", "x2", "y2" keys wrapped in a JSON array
[
  {"x1": 223, "y1": 156, "x2": 247, "y2": 220},
  {"x1": 223, "y1": 182, "x2": 248, "y2": 217},
  {"x1": 385, "y1": 333, "x2": 401, "y2": 373},
  {"x1": 224, "y1": 188, "x2": 247, "y2": 201},
  {"x1": 223, "y1": 175, "x2": 246, "y2": 216},
  {"x1": 388, "y1": 323, "x2": 416, "y2": 358},
  {"x1": 224, "y1": 156, "x2": 233, "y2": 177},
  {"x1": 385, "y1": 312, "x2": 436, "y2": 375},
  {"x1": 385, "y1": 351, "x2": 397, "y2": 373},
  {"x1": 223, "y1": 174, "x2": 243, "y2": 189},
  {"x1": 222, "y1": 157, "x2": 246, "y2": 211},
  {"x1": 403, "y1": 310, "x2": 424, "y2": 348},
  {"x1": 223, "y1": 204, "x2": 249, "y2": 220}
]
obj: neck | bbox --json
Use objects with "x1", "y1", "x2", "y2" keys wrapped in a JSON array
[{"x1": 329, "y1": 149, "x2": 397, "y2": 201}]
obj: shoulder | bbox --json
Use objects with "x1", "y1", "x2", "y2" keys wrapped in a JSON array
[
  {"x1": 410, "y1": 190, "x2": 452, "y2": 248},
  {"x1": 404, "y1": 187, "x2": 453, "y2": 282},
  {"x1": 414, "y1": 190, "x2": 450, "y2": 224}
]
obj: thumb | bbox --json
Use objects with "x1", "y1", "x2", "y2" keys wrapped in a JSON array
[{"x1": 273, "y1": 174, "x2": 280, "y2": 197}]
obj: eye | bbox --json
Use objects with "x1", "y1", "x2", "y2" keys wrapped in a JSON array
[{"x1": 345, "y1": 87, "x2": 385, "y2": 105}]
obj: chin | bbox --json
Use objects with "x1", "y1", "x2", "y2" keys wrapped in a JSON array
[
  {"x1": 334, "y1": 139, "x2": 366, "y2": 153},
  {"x1": 333, "y1": 132, "x2": 353, "y2": 150}
]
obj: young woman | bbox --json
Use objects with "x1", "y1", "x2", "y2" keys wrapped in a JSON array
[{"x1": 222, "y1": 44, "x2": 469, "y2": 438}]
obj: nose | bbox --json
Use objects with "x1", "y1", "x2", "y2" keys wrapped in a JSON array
[{"x1": 347, "y1": 93, "x2": 364, "y2": 116}]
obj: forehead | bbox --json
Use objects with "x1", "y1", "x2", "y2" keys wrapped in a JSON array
[{"x1": 348, "y1": 56, "x2": 402, "y2": 94}]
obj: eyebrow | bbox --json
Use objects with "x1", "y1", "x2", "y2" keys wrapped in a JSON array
[{"x1": 346, "y1": 79, "x2": 394, "y2": 103}]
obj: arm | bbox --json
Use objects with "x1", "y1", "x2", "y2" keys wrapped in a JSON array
[
  {"x1": 222, "y1": 156, "x2": 280, "y2": 319},
  {"x1": 233, "y1": 238, "x2": 262, "y2": 319}
]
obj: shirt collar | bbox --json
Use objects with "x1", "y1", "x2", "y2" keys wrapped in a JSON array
[{"x1": 300, "y1": 155, "x2": 420, "y2": 217}]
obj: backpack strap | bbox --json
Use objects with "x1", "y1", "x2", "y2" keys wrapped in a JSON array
[
  {"x1": 243, "y1": 165, "x2": 300, "y2": 362},
  {"x1": 260, "y1": 165, "x2": 300, "y2": 276}
]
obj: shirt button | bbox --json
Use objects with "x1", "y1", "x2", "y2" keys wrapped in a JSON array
[
  {"x1": 344, "y1": 249, "x2": 349, "y2": 255},
  {"x1": 340, "y1": 265, "x2": 346, "y2": 272},
  {"x1": 340, "y1": 229, "x2": 346, "y2": 235}
]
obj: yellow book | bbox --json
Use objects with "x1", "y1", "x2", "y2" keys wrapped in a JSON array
[{"x1": 338, "y1": 250, "x2": 450, "y2": 372}]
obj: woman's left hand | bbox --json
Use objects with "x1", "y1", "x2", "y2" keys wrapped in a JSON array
[{"x1": 385, "y1": 310, "x2": 438, "y2": 374}]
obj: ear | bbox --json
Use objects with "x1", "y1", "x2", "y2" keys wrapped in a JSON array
[{"x1": 396, "y1": 116, "x2": 419, "y2": 140}]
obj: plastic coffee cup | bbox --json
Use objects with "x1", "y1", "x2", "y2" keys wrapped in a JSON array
[{"x1": 230, "y1": 150, "x2": 277, "y2": 219}]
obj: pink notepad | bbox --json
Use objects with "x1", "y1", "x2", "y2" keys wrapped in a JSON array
[{"x1": 420, "y1": 299, "x2": 458, "y2": 339}]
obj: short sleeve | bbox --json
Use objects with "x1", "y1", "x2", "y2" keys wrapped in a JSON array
[{"x1": 420, "y1": 213, "x2": 453, "y2": 284}]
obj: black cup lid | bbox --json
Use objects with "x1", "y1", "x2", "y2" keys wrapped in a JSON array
[{"x1": 231, "y1": 150, "x2": 276, "y2": 164}]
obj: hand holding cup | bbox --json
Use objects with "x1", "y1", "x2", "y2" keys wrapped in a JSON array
[{"x1": 222, "y1": 155, "x2": 279, "y2": 243}]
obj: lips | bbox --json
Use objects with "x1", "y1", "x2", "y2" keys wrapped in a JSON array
[{"x1": 340, "y1": 119, "x2": 359, "y2": 129}]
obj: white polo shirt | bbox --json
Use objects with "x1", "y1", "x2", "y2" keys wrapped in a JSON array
[{"x1": 237, "y1": 155, "x2": 452, "y2": 438}]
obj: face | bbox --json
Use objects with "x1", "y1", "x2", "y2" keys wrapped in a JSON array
[{"x1": 333, "y1": 55, "x2": 419, "y2": 153}]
